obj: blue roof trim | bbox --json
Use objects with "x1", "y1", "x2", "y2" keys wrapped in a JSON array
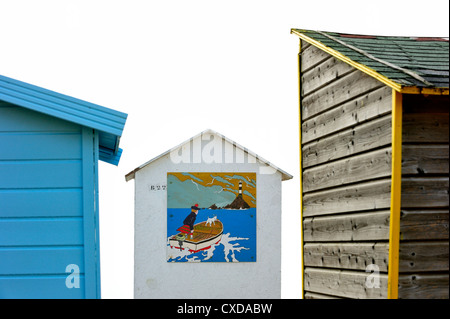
[
  {"x1": 99, "y1": 147, "x2": 123, "y2": 166},
  {"x1": 0, "y1": 74, "x2": 127, "y2": 164}
]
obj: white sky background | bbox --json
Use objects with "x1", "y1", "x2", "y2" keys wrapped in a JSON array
[{"x1": 1, "y1": 0, "x2": 448, "y2": 299}]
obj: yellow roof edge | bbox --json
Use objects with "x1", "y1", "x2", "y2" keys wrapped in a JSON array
[
  {"x1": 400, "y1": 86, "x2": 449, "y2": 95},
  {"x1": 291, "y1": 29, "x2": 449, "y2": 96}
]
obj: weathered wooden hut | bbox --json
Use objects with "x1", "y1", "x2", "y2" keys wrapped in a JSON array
[
  {"x1": 0, "y1": 74, "x2": 127, "y2": 298},
  {"x1": 291, "y1": 29, "x2": 449, "y2": 299}
]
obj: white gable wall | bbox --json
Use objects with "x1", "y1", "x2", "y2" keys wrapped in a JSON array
[{"x1": 133, "y1": 133, "x2": 283, "y2": 298}]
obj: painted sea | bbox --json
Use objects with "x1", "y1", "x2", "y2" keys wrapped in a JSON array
[{"x1": 167, "y1": 208, "x2": 256, "y2": 262}]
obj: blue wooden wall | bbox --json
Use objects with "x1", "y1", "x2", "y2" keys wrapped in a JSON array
[{"x1": 0, "y1": 101, "x2": 100, "y2": 298}]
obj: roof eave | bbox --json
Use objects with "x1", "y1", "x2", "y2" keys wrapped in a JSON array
[
  {"x1": 400, "y1": 86, "x2": 449, "y2": 95},
  {"x1": 0, "y1": 74, "x2": 128, "y2": 164},
  {"x1": 0, "y1": 74, "x2": 128, "y2": 136},
  {"x1": 291, "y1": 29, "x2": 449, "y2": 96}
]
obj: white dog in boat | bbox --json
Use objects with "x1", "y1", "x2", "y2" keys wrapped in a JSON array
[{"x1": 205, "y1": 216, "x2": 217, "y2": 226}]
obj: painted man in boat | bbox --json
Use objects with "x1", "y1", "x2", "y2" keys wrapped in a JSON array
[
  {"x1": 170, "y1": 203, "x2": 224, "y2": 254},
  {"x1": 177, "y1": 204, "x2": 200, "y2": 238}
]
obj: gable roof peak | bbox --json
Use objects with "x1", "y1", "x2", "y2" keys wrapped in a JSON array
[{"x1": 125, "y1": 129, "x2": 293, "y2": 182}]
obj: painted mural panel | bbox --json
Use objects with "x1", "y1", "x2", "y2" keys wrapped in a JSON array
[{"x1": 167, "y1": 172, "x2": 256, "y2": 262}]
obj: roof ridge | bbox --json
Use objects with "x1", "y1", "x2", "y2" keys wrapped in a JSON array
[
  {"x1": 316, "y1": 30, "x2": 434, "y2": 87},
  {"x1": 125, "y1": 129, "x2": 293, "y2": 182}
]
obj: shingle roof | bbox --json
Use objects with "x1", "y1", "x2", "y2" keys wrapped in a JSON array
[
  {"x1": 291, "y1": 29, "x2": 449, "y2": 94},
  {"x1": 0, "y1": 74, "x2": 127, "y2": 165}
]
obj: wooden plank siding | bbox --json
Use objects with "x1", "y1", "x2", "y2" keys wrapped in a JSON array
[
  {"x1": 397, "y1": 95, "x2": 449, "y2": 299},
  {"x1": 300, "y1": 40, "x2": 449, "y2": 299},
  {"x1": 0, "y1": 102, "x2": 86, "y2": 298},
  {"x1": 300, "y1": 40, "x2": 393, "y2": 298}
]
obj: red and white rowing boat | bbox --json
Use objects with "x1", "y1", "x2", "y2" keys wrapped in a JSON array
[{"x1": 169, "y1": 220, "x2": 223, "y2": 253}]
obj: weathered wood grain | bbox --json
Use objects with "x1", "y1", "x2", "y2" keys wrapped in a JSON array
[
  {"x1": 303, "y1": 210, "x2": 390, "y2": 242},
  {"x1": 301, "y1": 56, "x2": 355, "y2": 97},
  {"x1": 403, "y1": 113, "x2": 449, "y2": 143},
  {"x1": 300, "y1": 40, "x2": 311, "y2": 51},
  {"x1": 304, "y1": 292, "x2": 342, "y2": 299},
  {"x1": 304, "y1": 242, "x2": 389, "y2": 272},
  {"x1": 399, "y1": 241, "x2": 449, "y2": 273},
  {"x1": 303, "y1": 179, "x2": 391, "y2": 217},
  {"x1": 399, "y1": 97, "x2": 449, "y2": 297},
  {"x1": 302, "y1": 86, "x2": 392, "y2": 144},
  {"x1": 401, "y1": 177, "x2": 449, "y2": 208},
  {"x1": 302, "y1": 114, "x2": 392, "y2": 168},
  {"x1": 303, "y1": 147, "x2": 392, "y2": 193},
  {"x1": 402, "y1": 145, "x2": 449, "y2": 175},
  {"x1": 304, "y1": 267, "x2": 388, "y2": 299},
  {"x1": 398, "y1": 273, "x2": 449, "y2": 299},
  {"x1": 301, "y1": 44, "x2": 332, "y2": 73},
  {"x1": 303, "y1": 145, "x2": 449, "y2": 193},
  {"x1": 302, "y1": 70, "x2": 384, "y2": 120},
  {"x1": 400, "y1": 210, "x2": 449, "y2": 240}
]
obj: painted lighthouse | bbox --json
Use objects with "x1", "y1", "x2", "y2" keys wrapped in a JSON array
[{"x1": 224, "y1": 180, "x2": 250, "y2": 209}]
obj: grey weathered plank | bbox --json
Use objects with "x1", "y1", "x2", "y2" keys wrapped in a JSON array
[
  {"x1": 402, "y1": 145, "x2": 449, "y2": 175},
  {"x1": 303, "y1": 147, "x2": 392, "y2": 193},
  {"x1": 399, "y1": 241, "x2": 449, "y2": 273},
  {"x1": 302, "y1": 86, "x2": 392, "y2": 144},
  {"x1": 303, "y1": 179, "x2": 391, "y2": 217},
  {"x1": 401, "y1": 177, "x2": 449, "y2": 208},
  {"x1": 300, "y1": 40, "x2": 311, "y2": 51},
  {"x1": 304, "y1": 292, "x2": 342, "y2": 299},
  {"x1": 304, "y1": 242, "x2": 389, "y2": 272},
  {"x1": 303, "y1": 145, "x2": 449, "y2": 193},
  {"x1": 398, "y1": 273, "x2": 449, "y2": 299},
  {"x1": 403, "y1": 113, "x2": 449, "y2": 144},
  {"x1": 301, "y1": 70, "x2": 384, "y2": 121},
  {"x1": 301, "y1": 44, "x2": 332, "y2": 73},
  {"x1": 304, "y1": 267, "x2": 388, "y2": 299},
  {"x1": 301, "y1": 56, "x2": 355, "y2": 97},
  {"x1": 302, "y1": 114, "x2": 392, "y2": 168},
  {"x1": 400, "y1": 210, "x2": 449, "y2": 240},
  {"x1": 303, "y1": 210, "x2": 390, "y2": 242}
]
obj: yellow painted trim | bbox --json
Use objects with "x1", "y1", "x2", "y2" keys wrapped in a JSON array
[
  {"x1": 291, "y1": 29, "x2": 449, "y2": 96},
  {"x1": 298, "y1": 39, "x2": 305, "y2": 300},
  {"x1": 388, "y1": 90, "x2": 403, "y2": 299},
  {"x1": 400, "y1": 86, "x2": 449, "y2": 95}
]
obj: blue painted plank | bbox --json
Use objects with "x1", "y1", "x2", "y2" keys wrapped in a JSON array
[
  {"x1": 99, "y1": 147, "x2": 122, "y2": 166},
  {"x1": 0, "y1": 218, "x2": 83, "y2": 246},
  {"x1": 81, "y1": 127, "x2": 98, "y2": 298},
  {"x1": 93, "y1": 130, "x2": 101, "y2": 297},
  {"x1": 0, "y1": 247, "x2": 84, "y2": 275},
  {"x1": 0, "y1": 133, "x2": 81, "y2": 160},
  {"x1": 0, "y1": 275, "x2": 85, "y2": 299},
  {"x1": 0, "y1": 160, "x2": 82, "y2": 189},
  {"x1": 98, "y1": 131, "x2": 118, "y2": 151},
  {"x1": 0, "y1": 189, "x2": 82, "y2": 218},
  {"x1": 0, "y1": 86, "x2": 124, "y2": 136},
  {"x1": 0, "y1": 103, "x2": 80, "y2": 133}
]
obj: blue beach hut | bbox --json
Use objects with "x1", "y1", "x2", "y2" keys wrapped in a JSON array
[{"x1": 0, "y1": 74, "x2": 127, "y2": 298}]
